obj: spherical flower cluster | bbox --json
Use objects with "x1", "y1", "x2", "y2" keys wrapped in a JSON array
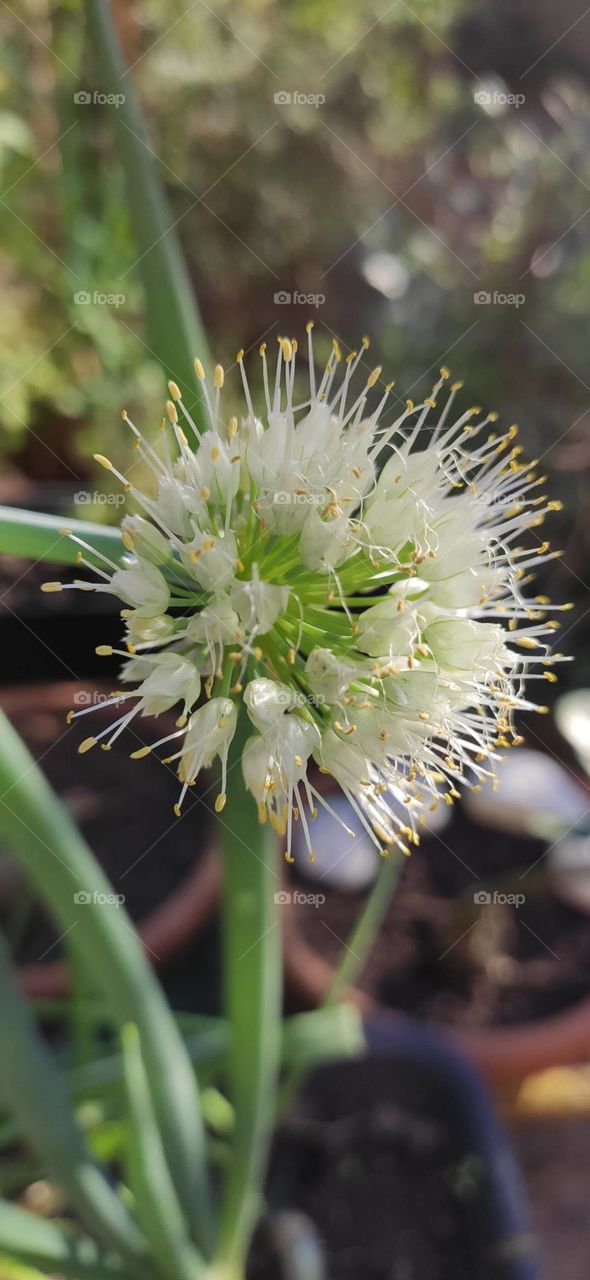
[{"x1": 45, "y1": 328, "x2": 567, "y2": 860}]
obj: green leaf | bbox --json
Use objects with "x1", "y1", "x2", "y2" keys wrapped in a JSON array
[
  {"x1": 86, "y1": 0, "x2": 210, "y2": 420},
  {"x1": 0, "y1": 506, "x2": 123, "y2": 567},
  {"x1": 0, "y1": 711, "x2": 213, "y2": 1255},
  {"x1": 0, "y1": 1200, "x2": 141, "y2": 1280},
  {"x1": 0, "y1": 933, "x2": 146, "y2": 1266},
  {"x1": 120, "y1": 1024, "x2": 206, "y2": 1280}
]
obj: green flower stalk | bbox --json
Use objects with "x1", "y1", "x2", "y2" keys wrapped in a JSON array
[{"x1": 44, "y1": 328, "x2": 568, "y2": 861}]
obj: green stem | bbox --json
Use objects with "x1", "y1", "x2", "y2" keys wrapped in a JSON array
[
  {"x1": 216, "y1": 712, "x2": 282, "y2": 1278},
  {"x1": 326, "y1": 851, "x2": 405, "y2": 1002},
  {"x1": 278, "y1": 852, "x2": 404, "y2": 1118},
  {"x1": 0, "y1": 506, "x2": 123, "y2": 567}
]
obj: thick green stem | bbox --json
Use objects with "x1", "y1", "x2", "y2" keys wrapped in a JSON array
[{"x1": 216, "y1": 713, "x2": 282, "y2": 1277}]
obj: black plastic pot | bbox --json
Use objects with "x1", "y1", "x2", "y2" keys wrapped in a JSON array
[
  {"x1": 260, "y1": 1014, "x2": 539, "y2": 1280},
  {"x1": 364, "y1": 1015, "x2": 538, "y2": 1280}
]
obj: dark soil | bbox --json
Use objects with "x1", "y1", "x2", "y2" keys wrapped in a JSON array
[
  {"x1": 291, "y1": 799, "x2": 590, "y2": 1031},
  {"x1": 253, "y1": 1062, "x2": 470, "y2": 1280}
]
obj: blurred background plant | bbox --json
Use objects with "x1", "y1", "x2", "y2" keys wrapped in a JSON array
[{"x1": 1, "y1": 0, "x2": 588, "y2": 610}]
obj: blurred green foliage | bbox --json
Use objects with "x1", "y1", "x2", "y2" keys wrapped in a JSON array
[{"x1": 1, "y1": 0, "x2": 590, "y2": 583}]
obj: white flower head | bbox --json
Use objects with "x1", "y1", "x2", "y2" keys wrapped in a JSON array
[{"x1": 52, "y1": 331, "x2": 568, "y2": 848}]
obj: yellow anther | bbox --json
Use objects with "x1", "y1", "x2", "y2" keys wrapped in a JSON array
[
  {"x1": 194, "y1": 358, "x2": 205, "y2": 380},
  {"x1": 122, "y1": 531, "x2": 134, "y2": 551},
  {"x1": 131, "y1": 746, "x2": 151, "y2": 759},
  {"x1": 166, "y1": 399, "x2": 178, "y2": 424},
  {"x1": 236, "y1": 348, "x2": 244, "y2": 363},
  {"x1": 167, "y1": 380, "x2": 182, "y2": 401},
  {"x1": 78, "y1": 737, "x2": 97, "y2": 754},
  {"x1": 215, "y1": 793, "x2": 227, "y2": 813},
  {"x1": 95, "y1": 645, "x2": 112, "y2": 656},
  {"x1": 367, "y1": 365, "x2": 382, "y2": 388},
  {"x1": 94, "y1": 454, "x2": 113, "y2": 470},
  {"x1": 41, "y1": 582, "x2": 63, "y2": 593},
  {"x1": 214, "y1": 364, "x2": 224, "y2": 388}
]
